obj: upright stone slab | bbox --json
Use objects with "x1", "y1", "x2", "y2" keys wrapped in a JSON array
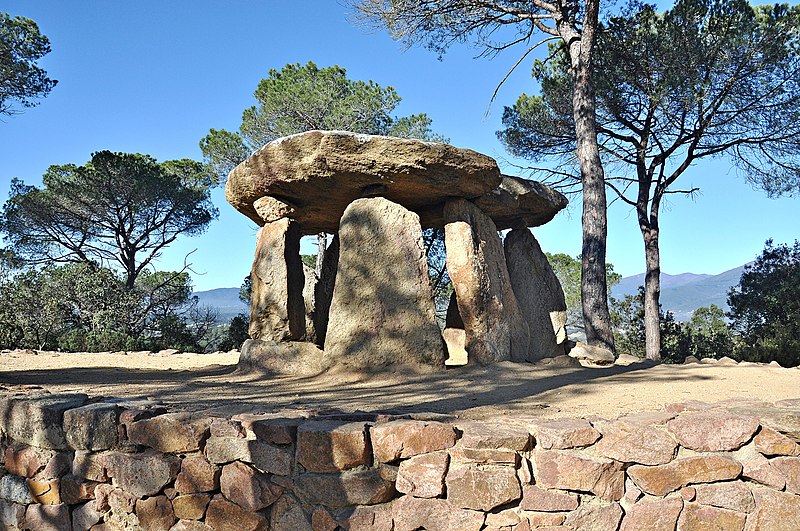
[
  {"x1": 324, "y1": 198, "x2": 445, "y2": 368},
  {"x1": 301, "y1": 263, "x2": 317, "y2": 342},
  {"x1": 313, "y1": 234, "x2": 339, "y2": 347},
  {"x1": 248, "y1": 219, "x2": 305, "y2": 342},
  {"x1": 504, "y1": 227, "x2": 568, "y2": 360},
  {"x1": 444, "y1": 199, "x2": 529, "y2": 363}
]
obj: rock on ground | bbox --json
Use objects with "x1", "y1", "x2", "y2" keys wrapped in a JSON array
[{"x1": 237, "y1": 339, "x2": 327, "y2": 376}]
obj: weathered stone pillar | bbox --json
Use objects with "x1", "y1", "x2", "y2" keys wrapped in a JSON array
[
  {"x1": 504, "y1": 227, "x2": 568, "y2": 360},
  {"x1": 248, "y1": 219, "x2": 305, "y2": 341},
  {"x1": 324, "y1": 198, "x2": 445, "y2": 368},
  {"x1": 301, "y1": 263, "x2": 317, "y2": 342},
  {"x1": 312, "y1": 234, "x2": 339, "y2": 348},
  {"x1": 444, "y1": 199, "x2": 530, "y2": 363}
]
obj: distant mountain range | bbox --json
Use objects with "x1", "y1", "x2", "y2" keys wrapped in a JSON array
[
  {"x1": 193, "y1": 287, "x2": 247, "y2": 323},
  {"x1": 611, "y1": 264, "x2": 748, "y2": 321},
  {"x1": 194, "y1": 264, "x2": 749, "y2": 324}
]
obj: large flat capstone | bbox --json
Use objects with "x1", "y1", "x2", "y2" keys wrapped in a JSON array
[{"x1": 226, "y1": 130, "x2": 503, "y2": 233}]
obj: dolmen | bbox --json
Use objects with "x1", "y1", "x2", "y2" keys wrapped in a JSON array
[{"x1": 225, "y1": 130, "x2": 569, "y2": 373}]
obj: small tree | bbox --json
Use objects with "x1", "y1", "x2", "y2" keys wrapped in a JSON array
[
  {"x1": 685, "y1": 305, "x2": 735, "y2": 359},
  {"x1": 500, "y1": 0, "x2": 800, "y2": 360},
  {"x1": 1, "y1": 151, "x2": 218, "y2": 288},
  {"x1": 0, "y1": 13, "x2": 57, "y2": 116},
  {"x1": 728, "y1": 240, "x2": 800, "y2": 366}
]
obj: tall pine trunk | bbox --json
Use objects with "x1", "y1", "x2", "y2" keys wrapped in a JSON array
[
  {"x1": 563, "y1": 0, "x2": 615, "y2": 353},
  {"x1": 642, "y1": 224, "x2": 662, "y2": 360}
]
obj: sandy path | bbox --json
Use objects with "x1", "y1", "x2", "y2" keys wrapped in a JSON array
[{"x1": 1, "y1": 350, "x2": 797, "y2": 420}]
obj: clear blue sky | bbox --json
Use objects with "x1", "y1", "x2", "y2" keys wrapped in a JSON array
[{"x1": 1, "y1": 1, "x2": 797, "y2": 292}]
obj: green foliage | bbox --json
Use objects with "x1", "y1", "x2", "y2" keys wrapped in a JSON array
[
  {"x1": 0, "y1": 263, "x2": 216, "y2": 352},
  {"x1": 423, "y1": 228, "x2": 452, "y2": 325},
  {"x1": 611, "y1": 287, "x2": 738, "y2": 362},
  {"x1": 684, "y1": 305, "x2": 735, "y2": 359},
  {"x1": 546, "y1": 253, "x2": 620, "y2": 328},
  {"x1": 218, "y1": 313, "x2": 250, "y2": 352},
  {"x1": 200, "y1": 61, "x2": 447, "y2": 181},
  {"x1": 0, "y1": 12, "x2": 57, "y2": 116},
  {"x1": 1, "y1": 151, "x2": 218, "y2": 287},
  {"x1": 728, "y1": 240, "x2": 800, "y2": 366},
  {"x1": 611, "y1": 287, "x2": 688, "y2": 362},
  {"x1": 300, "y1": 254, "x2": 317, "y2": 270},
  {"x1": 239, "y1": 275, "x2": 252, "y2": 305}
]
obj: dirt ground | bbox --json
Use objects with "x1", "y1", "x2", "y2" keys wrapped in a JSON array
[{"x1": 1, "y1": 349, "x2": 798, "y2": 420}]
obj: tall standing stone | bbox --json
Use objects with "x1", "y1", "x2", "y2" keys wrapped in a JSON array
[
  {"x1": 301, "y1": 264, "x2": 317, "y2": 342},
  {"x1": 444, "y1": 199, "x2": 529, "y2": 363},
  {"x1": 249, "y1": 219, "x2": 305, "y2": 342},
  {"x1": 504, "y1": 227, "x2": 568, "y2": 360},
  {"x1": 324, "y1": 198, "x2": 445, "y2": 368},
  {"x1": 312, "y1": 234, "x2": 339, "y2": 347}
]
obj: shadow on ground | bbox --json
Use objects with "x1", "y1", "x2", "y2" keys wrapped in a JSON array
[{"x1": 0, "y1": 359, "x2": 726, "y2": 419}]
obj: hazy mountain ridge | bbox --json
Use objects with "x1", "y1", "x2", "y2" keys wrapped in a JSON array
[
  {"x1": 612, "y1": 264, "x2": 747, "y2": 321},
  {"x1": 193, "y1": 287, "x2": 247, "y2": 323},
  {"x1": 195, "y1": 264, "x2": 748, "y2": 324}
]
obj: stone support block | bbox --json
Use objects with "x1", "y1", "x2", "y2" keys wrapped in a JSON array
[
  {"x1": 127, "y1": 412, "x2": 211, "y2": 453},
  {"x1": 220, "y1": 461, "x2": 282, "y2": 512},
  {"x1": 504, "y1": 227, "x2": 568, "y2": 360},
  {"x1": 392, "y1": 495, "x2": 485, "y2": 531},
  {"x1": 534, "y1": 450, "x2": 624, "y2": 501},
  {"x1": 370, "y1": 420, "x2": 457, "y2": 463},
  {"x1": 445, "y1": 464, "x2": 521, "y2": 511},
  {"x1": 205, "y1": 496, "x2": 268, "y2": 531},
  {"x1": 444, "y1": 199, "x2": 529, "y2": 363},
  {"x1": 396, "y1": 451, "x2": 449, "y2": 498},
  {"x1": 175, "y1": 454, "x2": 220, "y2": 494},
  {"x1": 667, "y1": 409, "x2": 759, "y2": 451},
  {"x1": 294, "y1": 469, "x2": 395, "y2": 509},
  {"x1": 205, "y1": 437, "x2": 292, "y2": 476},
  {"x1": 103, "y1": 450, "x2": 181, "y2": 497},
  {"x1": 248, "y1": 219, "x2": 305, "y2": 342},
  {"x1": 24, "y1": 503, "x2": 70, "y2": 531},
  {"x1": 627, "y1": 455, "x2": 742, "y2": 496},
  {"x1": 0, "y1": 393, "x2": 87, "y2": 450}
]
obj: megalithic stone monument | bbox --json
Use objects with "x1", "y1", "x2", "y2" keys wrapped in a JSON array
[{"x1": 225, "y1": 130, "x2": 569, "y2": 372}]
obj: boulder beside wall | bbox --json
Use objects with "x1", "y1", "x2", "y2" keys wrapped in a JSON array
[
  {"x1": 444, "y1": 199, "x2": 530, "y2": 364},
  {"x1": 237, "y1": 339, "x2": 328, "y2": 376},
  {"x1": 504, "y1": 227, "x2": 568, "y2": 360},
  {"x1": 248, "y1": 219, "x2": 305, "y2": 342},
  {"x1": 324, "y1": 197, "x2": 445, "y2": 368}
]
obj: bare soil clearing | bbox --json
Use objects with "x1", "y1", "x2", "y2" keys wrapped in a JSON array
[{"x1": 1, "y1": 349, "x2": 797, "y2": 420}]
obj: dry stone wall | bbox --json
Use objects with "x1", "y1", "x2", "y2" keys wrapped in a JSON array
[{"x1": 3, "y1": 391, "x2": 799, "y2": 530}]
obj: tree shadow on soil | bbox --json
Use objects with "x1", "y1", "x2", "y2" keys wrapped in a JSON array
[{"x1": 0, "y1": 360, "x2": 719, "y2": 419}]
